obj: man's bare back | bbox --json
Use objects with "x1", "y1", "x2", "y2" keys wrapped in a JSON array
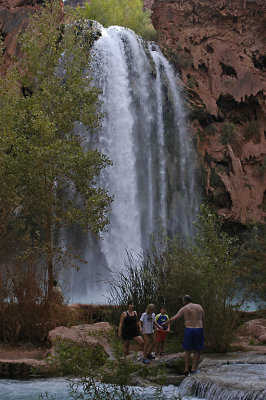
[{"x1": 178, "y1": 303, "x2": 204, "y2": 328}]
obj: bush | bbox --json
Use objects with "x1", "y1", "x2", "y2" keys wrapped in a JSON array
[
  {"x1": 244, "y1": 121, "x2": 259, "y2": 141},
  {"x1": 74, "y1": 0, "x2": 157, "y2": 40},
  {"x1": 0, "y1": 254, "x2": 78, "y2": 343},
  {"x1": 221, "y1": 121, "x2": 235, "y2": 145},
  {"x1": 108, "y1": 205, "x2": 242, "y2": 352},
  {"x1": 237, "y1": 223, "x2": 266, "y2": 307},
  {"x1": 187, "y1": 75, "x2": 198, "y2": 89},
  {"x1": 43, "y1": 333, "x2": 176, "y2": 400},
  {"x1": 188, "y1": 106, "x2": 213, "y2": 126}
]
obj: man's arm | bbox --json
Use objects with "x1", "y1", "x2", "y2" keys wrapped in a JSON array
[{"x1": 162, "y1": 307, "x2": 184, "y2": 326}]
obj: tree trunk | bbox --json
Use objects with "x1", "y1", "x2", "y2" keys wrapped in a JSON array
[{"x1": 46, "y1": 202, "x2": 54, "y2": 302}]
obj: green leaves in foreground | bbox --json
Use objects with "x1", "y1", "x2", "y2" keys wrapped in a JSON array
[{"x1": 43, "y1": 333, "x2": 181, "y2": 400}]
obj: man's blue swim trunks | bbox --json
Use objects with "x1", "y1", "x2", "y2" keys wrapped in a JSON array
[{"x1": 182, "y1": 328, "x2": 204, "y2": 351}]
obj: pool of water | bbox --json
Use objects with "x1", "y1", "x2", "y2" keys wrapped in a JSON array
[{"x1": 0, "y1": 378, "x2": 201, "y2": 400}]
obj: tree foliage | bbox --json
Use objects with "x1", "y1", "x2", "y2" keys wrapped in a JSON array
[
  {"x1": 108, "y1": 205, "x2": 242, "y2": 352},
  {"x1": 238, "y1": 223, "x2": 266, "y2": 306},
  {"x1": 73, "y1": 0, "x2": 157, "y2": 40},
  {"x1": 0, "y1": 1, "x2": 112, "y2": 296}
]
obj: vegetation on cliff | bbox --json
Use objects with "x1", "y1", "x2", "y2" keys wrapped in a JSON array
[{"x1": 72, "y1": 0, "x2": 157, "y2": 40}]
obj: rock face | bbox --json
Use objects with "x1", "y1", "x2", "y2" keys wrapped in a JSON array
[{"x1": 152, "y1": 0, "x2": 266, "y2": 224}]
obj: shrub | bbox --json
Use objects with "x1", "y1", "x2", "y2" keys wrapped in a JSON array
[
  {"x1": 221, "y1": 121, "x2": 235, "y2": 145},
  {"x1": 74, "y1": 0, "x2": 157, "y2": 40},
  {"x1": 108, "y1": 205, "x2": 241, "y2": 352},
  {"x1": 43, "y1": 332, "x2": 175, "y2": 400},
  {"x1": 244, "y1": 121, "x2": 259, "y2": 141},
  {"x1": 187, "y1": 75, "x2": 198, "y2": 89},
  {"x1": 189, "y1": 106, "x2": 213, "y2": 126}
]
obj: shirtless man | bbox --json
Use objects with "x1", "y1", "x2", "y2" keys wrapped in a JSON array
[{"x1": 163, "y1": 295, "x2": 204, "y2": 375}]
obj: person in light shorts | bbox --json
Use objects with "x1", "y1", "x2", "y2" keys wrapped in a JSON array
[{"x1": 140, "y1": 304, "x2": 162, "y2": 364}]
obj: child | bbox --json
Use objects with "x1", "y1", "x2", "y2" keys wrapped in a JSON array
[
  {"x1": 155, "y1": 305, "x2": 170, "y2": 356},
  {"x1": 140, "y1": 304, "x2": 162, "y2": 364}
]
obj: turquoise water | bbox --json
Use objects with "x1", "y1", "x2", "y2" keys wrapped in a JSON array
[{"x1": 0, "y1": 378, "x2": 201, "y2": 400}]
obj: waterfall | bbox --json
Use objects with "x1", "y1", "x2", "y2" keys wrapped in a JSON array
[
  {"x1": 179, "y1": 362, "x2": 266, "y2": 400},
  {"x1": 65, "y1": 24, "x2": 199, "y2": 303}
]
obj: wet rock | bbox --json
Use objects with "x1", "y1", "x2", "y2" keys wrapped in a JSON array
[{"x1": 179, "y1": 354, "x2": 266, "y2": 400}]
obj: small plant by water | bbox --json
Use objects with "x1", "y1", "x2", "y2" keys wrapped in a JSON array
[{"x1": 41, "y1": 330, "x2": 182, "y2": 400}]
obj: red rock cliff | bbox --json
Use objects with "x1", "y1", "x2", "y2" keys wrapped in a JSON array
[{"x1": 152, "y1": 0, "x2": 266, "y2": 224}]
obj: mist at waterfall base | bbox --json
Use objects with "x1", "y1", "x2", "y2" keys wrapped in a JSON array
[{"x1": 63, "y1": 24, "x2": 200, "y2": 304}]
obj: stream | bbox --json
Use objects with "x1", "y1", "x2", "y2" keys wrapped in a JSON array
[{"x1": 0, "y1": 379, "x2": 200, "y2": 400}]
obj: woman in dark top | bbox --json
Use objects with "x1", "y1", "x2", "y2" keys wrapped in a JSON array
[{"x1": 118, "y1": 300, "x2": 144, "y2": 356}]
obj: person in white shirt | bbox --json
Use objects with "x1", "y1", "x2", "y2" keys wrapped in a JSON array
[{"x1": 140, "y1": 304, "x2": 162, "y2": 364}]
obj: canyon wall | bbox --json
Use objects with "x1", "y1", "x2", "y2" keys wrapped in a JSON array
[
  {"x1": 152, "y1": 0, "x2": 266, "y2": 224},
  {"x1": 1, "y1": 0, "x2": 265, "y2": 225}
]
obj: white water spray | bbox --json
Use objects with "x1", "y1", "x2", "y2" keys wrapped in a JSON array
[{"x1": 67, "y1": 25, "x2": 199, "y2": 303}]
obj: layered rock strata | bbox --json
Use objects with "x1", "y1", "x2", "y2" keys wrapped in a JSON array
[{"x1": 152, "y1": 0, "x2": 266, "y2": 223}]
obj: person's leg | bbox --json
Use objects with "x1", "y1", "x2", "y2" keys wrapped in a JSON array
[
  {"x1": 133, "y1": 335, "x2": 144, "y2": 351},
  {"x1": 155, "y1": 331, "x2": 160, "y2": 354},
  {"x1": 147, "y1": 333, "x2": 156, "y2": 355},
  {"x1": 160, "y1": 331, "x2": 167, "y2": 354},
  {"x1": 184, "y1": 351, "x2": 191, "y2": 373},
  {"x1": 191, "y1": 328, "x2": 204, "y2": 372},
  {"x1": 156, "y1": 341, "x2": 160, "y2": 354},
  {"x1": 191, "y1": 351, "x2": 201, "y2": 372},
  {"x1": 143, "y1": 334, "x2": 150, "y2": 359},
  {"x1": 123, "y1": 340, "x2": 130, "y2": 356}
]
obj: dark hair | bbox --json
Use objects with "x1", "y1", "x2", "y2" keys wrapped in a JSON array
[
  {"x1": 160, "y1": 304, "x2": 167, "y2": 309},
  {"x1": 127, "y1": 299, "x2": 134, "y2": 306},
  {"x1": 53, "y1": 280, "x2": 57, "y2": 286},
  {"x1": 182, "y1": 295, "x2": 192, "y2": 303}
]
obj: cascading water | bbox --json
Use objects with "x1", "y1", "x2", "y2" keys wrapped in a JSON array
[{"x1": 65, "y1": 24, "x2": 200, "y2": 303}]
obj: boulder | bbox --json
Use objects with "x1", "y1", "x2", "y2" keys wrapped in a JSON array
[
  {"x1": 258, "y1": 334, "x2": 266, "y2": 344},
  {"x1": 238, "y1": 319, "x2": 266, "y2": 339},
  {"x1": 47, "y1": 322, "x2": 113, "y2": 357}
]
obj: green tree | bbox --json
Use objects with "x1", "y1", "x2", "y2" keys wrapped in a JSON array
[
  {"x1": 238, "y1": 223, "x2": 266, "y2": 307},
  {"x1": 108, "y1": 205, "x2": 241, "y2": 352},
  {"x1": 0, "y1": 1, "x2": 112, "y2": 298},
  {"x1": 73, "y1": 0, "x2": 157, "y2": 40}
]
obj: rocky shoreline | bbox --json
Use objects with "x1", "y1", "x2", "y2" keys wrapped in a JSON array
[{"x1": 0, "y1": 318, "x2": 265, "y2": 384}]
